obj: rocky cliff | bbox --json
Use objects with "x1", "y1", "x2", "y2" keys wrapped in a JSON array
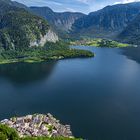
[
  {"x1": 72, "y1": 2, "x2": 140, "y2": 39},
  {"x1": 30, "y1": 29, "x2": 59, "y2": 47},
  {"x1": 30, "y1": 7, "x2": 85, "y2": 32},
  {"x1": 118, "y1": 13, "x2": 140, "y2": 45}
]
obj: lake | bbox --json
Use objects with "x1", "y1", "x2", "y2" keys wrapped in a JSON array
[{"x1": 0, "y1": 46, "x2": 140, "y2": 140}]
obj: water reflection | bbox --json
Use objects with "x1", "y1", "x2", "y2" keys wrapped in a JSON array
[
  {"x1": 121, "y1": 47, "x2": 140, "y2": 64},
  {"x1": 0, "y1": 61, "x2": 57, "y2": 85}
]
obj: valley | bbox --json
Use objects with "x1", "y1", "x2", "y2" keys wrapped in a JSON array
[
  {"x1": 0, "y1": 0, "x2": 140, "y2": 140},
  {"x1": 0, "y1": 0, "x2": 140, "y2": 65}
]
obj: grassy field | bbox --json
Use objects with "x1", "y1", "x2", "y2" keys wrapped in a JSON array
[{"x1": 71, "y1": 38, "x2": 130, "y2": 48}]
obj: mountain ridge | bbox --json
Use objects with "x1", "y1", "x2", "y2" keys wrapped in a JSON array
[
  {"x1": 71, "y1": 2, "x2": 140, "y2": 39},
  {"x1": 1, "y1": 0, "x2": 140, "y2": 45},
  {"x1": 30, "y1": 6, "x2": 85, "y2": 34}
]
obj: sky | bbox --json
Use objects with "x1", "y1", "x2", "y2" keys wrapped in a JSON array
[{"x1": 13, "y1": 0, "x2": 140, "y2": 14}]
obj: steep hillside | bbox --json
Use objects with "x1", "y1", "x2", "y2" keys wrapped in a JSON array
[
  {"x1": 118, "y1": 13, "x2": 140, "y2": 45},
  {"x1": 72, "y1": 2, "x2": 140, "y2": 39},
  {"x1": 0, "y1": 1, "x2": 58, "y2": 50},
  {"x1": 30, "y1": 7, "x2": 85, "y2": 33}
]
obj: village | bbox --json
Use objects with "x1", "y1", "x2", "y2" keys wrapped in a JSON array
[{"x1": 0, "y1": 113, "x2": 73, "y2": 138}]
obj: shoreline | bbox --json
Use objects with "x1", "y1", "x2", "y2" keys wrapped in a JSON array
[
  {"x1": 0, "y1": 54, "x2": 94, "y2": 65},
  {"x1": 0, "y1": 50, "x2": 94, "y2": 65}
]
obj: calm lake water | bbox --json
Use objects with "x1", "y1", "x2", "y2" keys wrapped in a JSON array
[{"x1": 0, "y1": 46, "x2": 140, "y2": 140}]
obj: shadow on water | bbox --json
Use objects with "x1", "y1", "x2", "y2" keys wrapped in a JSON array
[
  {"x1": 121, "y1": 46, "x2": 140, "y2": 64},
  {"x1": 0, "y1": 61, "x2": 57, "y2": 85}
]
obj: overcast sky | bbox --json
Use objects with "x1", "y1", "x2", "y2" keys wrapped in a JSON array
[{"x1": 13, "y1": 0, "x2": 140, "y2": 14}]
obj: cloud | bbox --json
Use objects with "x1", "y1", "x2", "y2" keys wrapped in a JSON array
[
  {"x1": 65, "y1": 8, "x2": 77, "y2": 12},
  {"x1": 114, "y1": 0, "x2": 140, "y2": 4},
  {"x1": 13, "y1": 0, "x2": 140, "y2": 14},
  {"x1": 76, "y1": 0, "x2": 89, "y2": 4}
]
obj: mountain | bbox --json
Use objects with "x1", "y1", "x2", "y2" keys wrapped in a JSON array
[
  {"x1": 1, "y1": 0, "x2": 140, "y2": 46},
  {"x1": 72, "y1": 2, "x2": 140, "y2": 39},
  {"x1": 0, "y1": 0, "x2": 28, "y2": 13},
  {"x1": 118, "y1": 13, "x2": 140, "y2": 45},
  {"x1": 30, "y1": 7, "x2": 85, "y2": 33},
  {"x1": 0, "y1": 0, "x2": 58, "y2": 50}
]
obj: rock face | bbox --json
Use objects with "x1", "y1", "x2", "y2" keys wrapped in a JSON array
[
  {"x1": 44, "y1": 29, "x2": 59, "y2": 43},
  {"x1": 0, "y1": 0, "x2": 58, "y2": 50},
  {"x1": 118, "y1": 13, "x2": 140, "y2": 45},
  {"x1": 72, "y1": 2, "x2": 140, "y2": 39},
  {"x1": 1, "y1": 114, "x2": 73, "y2": 138},
  {"x1": 30, "y1": 7, "x2": 85, "y2": 32},
  {"x1": 30, "y1": 30, "x2": 59, "y2": 47}
]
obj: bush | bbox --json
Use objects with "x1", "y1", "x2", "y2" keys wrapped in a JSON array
[
  {"x1": 21, "y1": 137, "x2": 81, "y2": 140},
  {"x1": 0, "y1": 124, "x2": 19, "y2": 140},
  {"x1": 0, "y1": 124, "x2": 82, "y2": 140}
]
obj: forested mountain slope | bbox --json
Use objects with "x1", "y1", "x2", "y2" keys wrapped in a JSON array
[{"x1": 0, "y1": 0, "x2": 58, "y2": 50}]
